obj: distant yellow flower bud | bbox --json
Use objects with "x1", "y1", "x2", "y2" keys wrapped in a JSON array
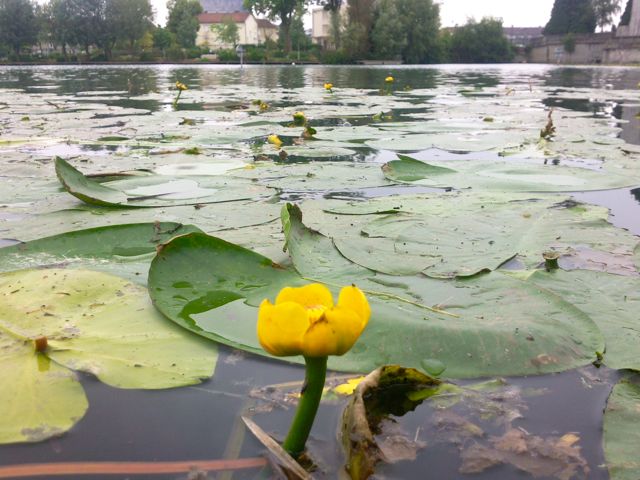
[{"x1": 267, "y1": 134, "x2": 283, "y2": 148}]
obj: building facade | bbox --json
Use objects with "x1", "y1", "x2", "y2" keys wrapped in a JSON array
[
  {"x1": 196, "y1": 0, "x2": 277, "y2": 49},
  {"x1": 311, "y1": 5, "x2": 347, "y2": 50}
]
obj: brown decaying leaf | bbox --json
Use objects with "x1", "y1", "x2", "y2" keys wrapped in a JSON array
[
  {"x1": 340, "y1": 365, "x2": 440, "y2": 480},
  {"x1": 460, "y1": 428, "x2": 589, "y2": 480}
]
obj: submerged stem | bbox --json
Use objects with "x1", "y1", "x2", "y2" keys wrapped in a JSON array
[{"x1": 282, "y1": 356, "x2": 327, "y2": 458}]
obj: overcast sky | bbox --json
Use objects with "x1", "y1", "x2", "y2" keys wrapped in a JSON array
[{"x1": 149, "y1": 0, "x2": 559, "y2": 27}]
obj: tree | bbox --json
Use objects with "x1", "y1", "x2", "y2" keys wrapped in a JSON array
[
  {"x1": 371, "y1": 0, "x2": 406, "y2": 59},
  {"x1": 543, "y1": 0, "x2": 597, "y2": 34},
  {"x1": 213, "y1": 15, "x2": 239, "y2": 46},
  {"x1": 400, "y1": 0, "x2": 441, "y2": 63},
  {"x1": 243, "y1": 0, "x2": 306, "y2": 53},
  {"x1": 289, "y1": 7, "x2": 311, "y2": 54},
  {"x1": 592, "y1": 0, "x2": 621, "y2": 31},
  {"x1": 619, "y1": 0, "x2": 632, "y2": 25},
  {"x1": 345, "y1": 0, "x2": 374, "y2": 56},
  {"x1": 0, "y1": 0, "x2": 38, "y2": 57},
  {"x1": 153, "y1": 26, "x2": 175, "y2": 57},
  {"x1": 167, "y1": 0, "x2": 203, "y2": 48},
  {"x1": 370, "y1": 0, "x2": 440, "y2": 63},
  {"x1": 48, "y1": 0, "x2": 77, "y2": 59},
  {"x1": 449, "y1": 17, "x2": 513, "y2": 63},
  {"x1": 107, "y1": 0, "x2": 154, "y2": 51}
]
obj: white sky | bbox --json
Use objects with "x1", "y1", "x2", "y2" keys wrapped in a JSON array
[
  {"x1": 149, "y1": 0, "x2": 558, "y2": 27},
  {"x1": 437, "y1": 0, "x2": 555, "y2": 27},
  {"x1": 38, "y1": 0, "x2": 617, "y2": 30}
]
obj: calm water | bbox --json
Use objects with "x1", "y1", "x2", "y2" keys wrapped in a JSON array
[{"x1": 1, "y1": 64, "x2": 639, "y2": 480}]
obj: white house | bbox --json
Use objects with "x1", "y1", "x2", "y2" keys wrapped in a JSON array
[
  {"x1": 196, "y1": 0, "x2": 278, "y2": 49},
  {"x1": 311, "y1": 4, "x2": 348, "y2": 50}
]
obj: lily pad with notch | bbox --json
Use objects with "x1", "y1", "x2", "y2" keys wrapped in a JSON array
[
  {"x1": 0, "y1": 268, "x2": 217, "y2": 444},
  {"x1": 55, "y1": 157, "x2": 273, "y2": 208}
]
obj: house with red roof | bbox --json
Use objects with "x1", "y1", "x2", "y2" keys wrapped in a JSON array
[{"x1": 196, "y1": 0, "x2": 278, "y2": 49}]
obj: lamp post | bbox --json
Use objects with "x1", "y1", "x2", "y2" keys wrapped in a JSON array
[{"x1": 236, "y1": 45, "x2": 245, "y2": 69}]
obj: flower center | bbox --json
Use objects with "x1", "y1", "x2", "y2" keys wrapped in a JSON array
[{"x1": 306, "y1": 305, "x2": 327, "y2": 324}]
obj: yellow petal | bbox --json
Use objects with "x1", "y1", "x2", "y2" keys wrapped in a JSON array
[
  {"x1": 334, "y1": 376, "x2": 366, "y2": 395},
  {"x1": 337, "y1": 285, "x2": 371, "y2": 326},
  {"x1": 303, "y1": 307, "x2": 364, "y2": 356},
  {"x1": 257, "y1": 300, "x2": 309, "y2": 356},
  {"x1": 275, "y1": 284, "x2": 334, "y2": 309}
]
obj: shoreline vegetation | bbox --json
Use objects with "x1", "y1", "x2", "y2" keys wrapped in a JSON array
[{"x1": 0, "y1": 0, "x2": 628, "y2": 67}]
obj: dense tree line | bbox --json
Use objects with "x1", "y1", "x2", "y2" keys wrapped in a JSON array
[
  {"x1": 1, "y1": 0, "x2": 515, "y2": 63},
  {"x1": 0, "y1": 0, "x2": 205, "y2": 60},
  {"x1": 322, "y1": 0, "x2": 512, "y2": 64}
]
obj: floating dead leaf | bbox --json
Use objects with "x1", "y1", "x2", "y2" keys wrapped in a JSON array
[
  {"x1": 460, "y1": 428, "x2": 588, "y2": 479},
  {"x1": 340, "y1": 365, "x2": 440, "y2": 480}
]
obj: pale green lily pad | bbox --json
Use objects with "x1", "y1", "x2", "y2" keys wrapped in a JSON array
[
  {"x1": 148, "y1": 232, "x2": 603, "y2": 378},
  {"x1": 231, "y1": 161, "x2": 393, "y2": 192},
  {"x1": 299, "y1": 193, "x2": 639, "y2": 278},
  {"x1": 281, "y1": 203, "x2": 370, "y2": 282},
  {"x1": 0, "y1": 336, "x2": 88, "y2": 444},
  {"x1": 366, "y1": 130, "x2": 528, "y2": 153},
  {"x1": 382, "y1": 154, "x2": 640, "y2": 192},
  {"x1": 0, "y1": 268, "x2": 217, "y2": 443},
  {"x1": 55, "y1": 157, "x2": 272, "y2": 208},
  {"x1": 604, "y1": 374, "x2": 640, "y2": 480},
  {"x1": 513, "y1": 269, "x2": 640, "y2": 371}
]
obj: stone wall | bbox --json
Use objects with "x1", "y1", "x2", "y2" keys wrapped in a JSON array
[
  {"x1": 528, "y1": 33, "x2": 640, "y2": 64},
  {"x1": 529, "y1": 33, "x2": 611, "y2": 64}
]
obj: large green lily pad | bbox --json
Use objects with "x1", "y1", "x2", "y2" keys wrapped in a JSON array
[
  {"x1": 148, "y1": 231, "x2": 603, "y2": 378},
  {"x1": 55, "y1": 157, "x2": 272, "y2": 208},
  {"x1": 604, "y1": 373, "x2": 640, "y2": 480},
  {"x1": 0, "y1": 268, "x2": 217, "y2": 444},
  {"x1": 0, "y1": 222, "x2": 202, "y2": 279},
  {"x1": 297, "y1": 193, "x2": 639, "y2": 278}
]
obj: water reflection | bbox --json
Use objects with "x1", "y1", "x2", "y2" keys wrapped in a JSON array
[
  {"x1": 3, "y1": 64, "x2": 640, "y2": 97},
  {"x1": 613, "y1": 104, "x2": 640, "y2": 145}
]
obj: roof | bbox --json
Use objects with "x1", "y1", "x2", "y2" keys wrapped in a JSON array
[
  {"x1": 200, "y1": 0, "x2": 247, "y2": 13},
  {"x1": 503, "y1": 27, "x2": 544, "y2": 37},
  {"x1": 198, "y1": 12, "x2": 250, "y2": 23},
  {"x1": 256, "y1": 18, "x2": 277, "y2": 29}
]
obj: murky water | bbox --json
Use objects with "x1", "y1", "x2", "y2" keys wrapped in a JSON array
[{"x1": 1, "y1": 64, "x2": 639, "y2": 479}]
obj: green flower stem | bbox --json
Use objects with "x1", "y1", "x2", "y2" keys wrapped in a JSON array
[
  {"x1": 282, "y1": 355, "x2": 328, "y2": 458},
  {"x1": 173, "y1": 90, "x2": 182, "y2": 106}
]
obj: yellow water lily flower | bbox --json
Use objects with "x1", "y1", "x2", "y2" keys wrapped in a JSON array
[
  {"x1": 385, "y1": 76, "x2": 394, "y2": 83},
  {"x1": 175, "y1": 81, "x2": 188, "y2": 91},
  {"x1": 292, "y1": 111, "x2": 307, "y2": 126},
  {"x1": 267, "y1": 134, "x2": 283, "y2": 148},
  {"x1": 324, "y1": 82, "x2": 334, "y2": 91},
  {"x1": 257, "y1": 283, "x2": 370, "y2": 358}
]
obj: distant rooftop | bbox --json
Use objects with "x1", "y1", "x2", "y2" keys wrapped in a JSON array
[
  {"x1": 198, "y1": 12, "x2": 250, "y2": 23},
  {"x1": 503, "y1": 27, "x2": 544, "y2": 38},
  {"x1": 200, "y1": 0, "x2": 247, "y2": 13}
]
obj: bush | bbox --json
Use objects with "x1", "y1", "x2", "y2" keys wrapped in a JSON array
[
  {"x1": 321, "y1": 49, "x2": 354, "y2": 64},
  {"x1": 166, "y1": 46, "x2": 185, "y2": 61},
  {"x1": 217, "y1": 48, "x2": 238, "y2": 62},
  {"x1": 245, "y1": 45, "x2": 266, "y2": 62},
  {"x1": 186, "y1": 47, "x2": 203, "y2": 59},
  {"x1": 563, "y1": 33, "x2": 576, "y2": 54},
  {"x1": 139, "y1": 50, "x2": 155, "y2": 62}
]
